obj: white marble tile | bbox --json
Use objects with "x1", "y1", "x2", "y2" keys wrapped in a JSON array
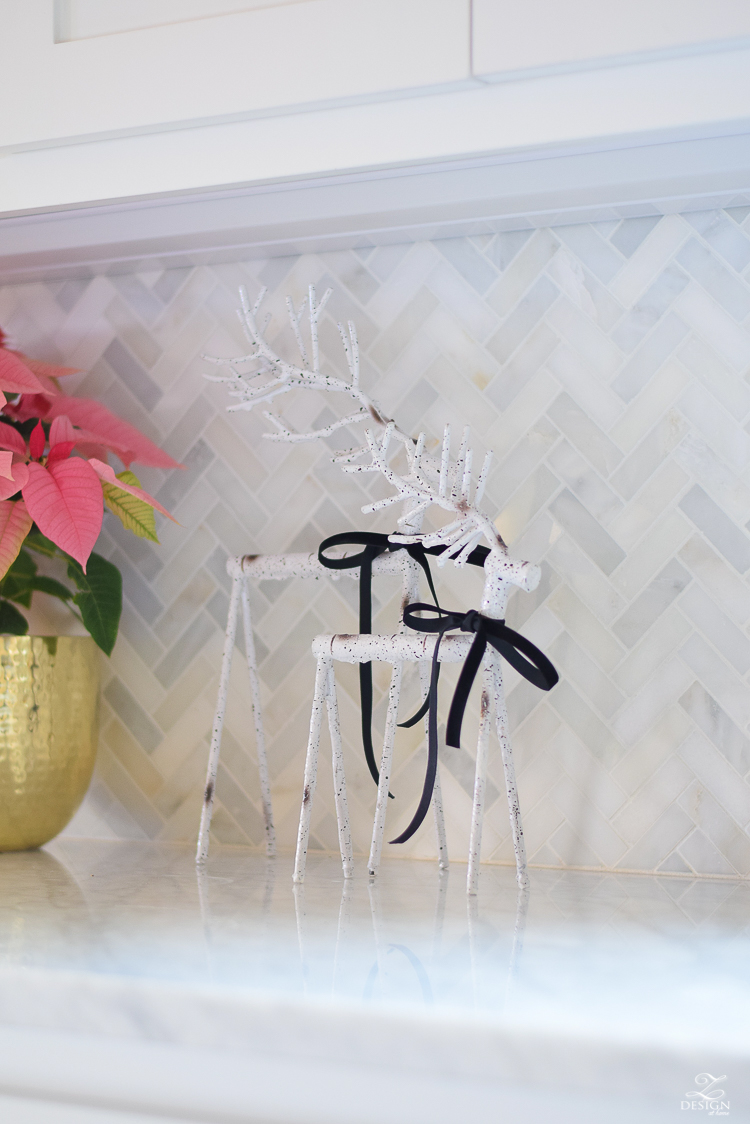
[
  {"x1": 611, "y1": 510, "x2": 692, "y2": 601},
  {"x1": 611, "y1": 657, "x2": 694, "y2": 748},
  {"x1": 547, "y1": 583, "x2": 626, "y2": 672},
  {"x1": 611, "y1": 606, "x2": 692, "y2": 696},
  {"x1": 611, "y1": 707, "x2": 692, "y2": 797},
  {"x1": 612, "y1": 755, "x2": 693, "y2": 847},
  {"x1": 674, "y1": 431, "x2": 750, "y2": 527},
  {"x1": 679, "y1": 382, "x2": 750, "y2": 475},
  {"x1": 609, "y1": 214, "x2": 690, "y2": 306},
  {"x1": 679, "y1": 534, "x2": 750, "y2": 624},
  {"x1": 679, "y1": 632, "x2": 750, "y2": 730},
  {"x1": 607, "y1": 358, "x2": 689, "y2": 453},
  {"x1": 486, "y1": 229, "x2": 559, "y2": 317},
  {"x1": 675, "y1": 282, "x2": 750, "y2": 371},
  {"x1": 547, "y1": 295, "x2": 623, "y2": 380},
  {"x1": 678, "y1": 333, "x2": 750, "y2": 420},
  {"x1": 678, "y1": 729, "x2": 750, "y2": 829},
  {"x1": 608, "y1": 460, "x2": 690, "y2": 553},
  {"x1": 547, "y1": 534, "x2": 626, "y2": 625}
]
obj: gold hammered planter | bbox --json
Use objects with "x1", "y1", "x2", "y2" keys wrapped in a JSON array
[{"x1": 0, "y1": 636, "x2": 99, "y2": 852}]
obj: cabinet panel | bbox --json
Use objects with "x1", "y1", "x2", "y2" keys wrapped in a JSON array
[
  {"x1": 3, "y1": 0, "x2": 470, "y2": 150},
  {"x1": 55, "y1": 0, "x2": 297, "y2": 42},
  {"x1": 473, "y1": 0, "x2": 750, "y2": 78}
]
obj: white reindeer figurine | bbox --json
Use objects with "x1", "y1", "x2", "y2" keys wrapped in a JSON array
[
  {"x1": 198, "y1": 285, "x2": 458, "y2": 865},
  {"x1": 293, "y1": 424, "x2": 558, "y2": 893}
]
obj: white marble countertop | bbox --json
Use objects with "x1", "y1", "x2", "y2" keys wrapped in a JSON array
[{"x1": 0, "y1": 841, "x2": 747, "y2": 1123}]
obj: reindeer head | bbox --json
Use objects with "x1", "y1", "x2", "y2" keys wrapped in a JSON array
[
  {"x1": 344, "y1": 423, "x2": 541, "y2": 602},
  {"x1": 340, "y1": 422, "x2": 502, "y2": 559}
]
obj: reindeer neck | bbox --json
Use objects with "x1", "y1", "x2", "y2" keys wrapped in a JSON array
[
  {"x1": 480, "y1": 552, "x2": 513, "y2": 620},
  {"x1": 398, "y1": 497, "x2": 425, "y2": 612},
  {"x1": 399, "y1": 496, "x2": 425, "y2": 536}
]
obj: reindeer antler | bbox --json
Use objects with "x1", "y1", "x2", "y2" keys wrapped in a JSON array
[
  {"x1": 204, "y1": 284, "x2": 413, "y2": 458},
  {"x1": 204, "y1": 285, "x2": 505, "y2": 537},
  {"x1": 343, "y1": 424, "x2": 505, "y2": 562}
]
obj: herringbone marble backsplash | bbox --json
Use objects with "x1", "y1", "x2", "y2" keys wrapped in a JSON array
[{"x1": 3, "y1": 208, "x2": 750, "y2": 877}]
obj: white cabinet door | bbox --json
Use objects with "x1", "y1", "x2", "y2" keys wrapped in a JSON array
[
  {"x1": 2, "y1": 0, "x2": 470, "y2": 150},
  {"x1": 473, "y1": 0, "x2": 750, "y2": 79},
  {"x1": 54, "y1": 1, "x2": 303, "y2": 41}
]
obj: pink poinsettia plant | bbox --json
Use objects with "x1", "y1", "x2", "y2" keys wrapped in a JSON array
[{"x1": 0, "y1": 330, "x2": 180, "y2": 654}]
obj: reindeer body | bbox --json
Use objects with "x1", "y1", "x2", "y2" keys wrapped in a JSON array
[
  {"x1": 195, "y1": 532, "x2": 449, "y2": 865},
  {"x1": 293, "y1": 550, "x2": 540, "y2": 891},
  {"x1": 196, "y1": 285, "x2": 445, "y2": 864}
]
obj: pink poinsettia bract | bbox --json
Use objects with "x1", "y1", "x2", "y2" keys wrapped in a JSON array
[{"x1": 0, "y1": 339, "x2": 181, "y2": 575}]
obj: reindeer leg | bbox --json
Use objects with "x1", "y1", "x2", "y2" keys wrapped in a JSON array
[
  {"x1": 293, "y1": 656, "x2": 328, "y2": 884},
  {"x1": 467, "y1": 658, "x2": 494, "y2": 895},
  {"x1": 240, "y1": 574, "x2": 275, "y2": 857},
  {"x1": 325, "y1": 662, "x2": 354, "y2": 880},
  {"x1": 494, "y1": 662, "x2": 528, "y2": 890},
  {"x1": 197, "y1": 563, "x2": 242, "y2": 864},
  {"x1": 368, "y1": 661, "x2": 403, "y2": 877},
  {"x1": 432, "y1": 761, "x2": 449, "y2": 871}
]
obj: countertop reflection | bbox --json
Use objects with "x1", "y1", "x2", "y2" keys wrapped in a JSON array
[{"x1": 0, "y1": 840, "x2": 747, "y2": 1052}]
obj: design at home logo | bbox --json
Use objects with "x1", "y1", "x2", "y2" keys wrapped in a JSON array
[{"x1": 681, "y1": 1073, "x2": 729, "y2": 1115}]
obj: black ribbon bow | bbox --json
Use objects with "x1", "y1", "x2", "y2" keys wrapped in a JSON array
[
  {"x1": 391, "y1": 603, "x2": 559, "y2": 845},
  {"x1": 318, "y1": 532, "x2": 490, "y2": 796}
]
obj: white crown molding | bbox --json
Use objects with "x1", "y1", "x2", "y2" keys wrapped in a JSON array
[
  {"x1": 1, "y1": 127, "x2": 749, "y2": 284},
  {"x1": 2, "y1": 39, "x2": 750, "y2": 284}
]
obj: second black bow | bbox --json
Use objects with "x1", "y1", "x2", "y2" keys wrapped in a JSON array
[{"x1": 391, "y1": 603, "x2": 558, "y2": 845}]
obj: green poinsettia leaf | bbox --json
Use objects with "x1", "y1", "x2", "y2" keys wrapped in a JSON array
[
  {"x1": 9, "y1": 550, "x2": 36, "y2": 577},
  {"x1": 29, "y1": 576, "x2": 74, "y2": 602},
  {"x1": 3, "y1": 586, "x2": 32, "y2": 608},
  {"x1": 0, "y1": 598, "x2": 29, "y2": 635},
  {"x1": 0, "y1": 550, "x2": 37, "y2": 607},
  {"x1": 0, "y1": 549, "x2": 73, "y2": 608},
  {"x1": 66, "y1": 552, "x2": 122, "y2": 656},
  {"x1": 24, "y1": 530, "x2": 58, "y2": 558},
  {"x1": 103, "y1": 470, "x2": 159, "y2": 543}
]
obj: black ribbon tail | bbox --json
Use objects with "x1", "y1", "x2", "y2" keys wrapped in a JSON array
[
  {"x1": 358, "y1": 554, "x2": 394, "y2": 799},
  {"x1": 406, "y1": 545, "x2": 440, "y2": 611},
  {"x1": 316, "y1": 534, "x2": 493, "y2": 804},
  {"x1": 390, "y1": 635, "x2": 442, "y2": 844},
  {"x1": 395, "y1": 549, "x2": 441, "y2": 730},
  {"x1": 446, "y1": 632, "x2": 487, "y2": 749},
  {"x1": 359, "y1": 663, "x2": 378, "y2": 785},
  {"x1": 397, "y1": 663, "x2": 440, "y2": 729}
]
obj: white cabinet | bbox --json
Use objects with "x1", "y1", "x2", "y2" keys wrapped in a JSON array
[
  {"x1": 2, "y1": 1, "x2": 469, "y2": 150},
  {"x1": 472, "y1": 0, "x2": 750, "y2": 79},
  {"x1": 54, "y1": 0, "x2": 301, "y2": 42},
  {"x1": 2, "y1": 0, "x2": 750, "y2": 277}
]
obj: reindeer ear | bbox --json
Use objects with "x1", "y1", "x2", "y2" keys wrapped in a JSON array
[{"x1": 519, "y1": 563, "x2": 542, "y2": 592}]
